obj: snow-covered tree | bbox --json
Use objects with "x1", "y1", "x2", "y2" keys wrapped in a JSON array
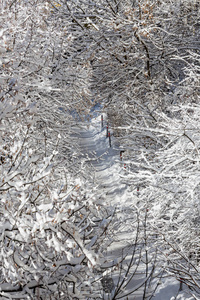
[
  {"x1": 1, "y1": 0, "x2": 200, "y2": 298},
  {"x1": 0, "y1": 1, "x2": 115, "y2": 298}
]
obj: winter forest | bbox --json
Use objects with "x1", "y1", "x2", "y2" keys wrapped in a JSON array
[{"x1": 1, "y1": 0, "x2": 200, "y2": 299}]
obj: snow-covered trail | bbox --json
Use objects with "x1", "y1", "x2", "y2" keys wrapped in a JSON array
[
  {"x1": 74, "y1": 114, "x2": 190, "y2": 300},
  {"x1": 75, "y1": 115, "x2": 150, "y2": 299},
  {"x1": 76, "y1": 114, "x2": 128, "y2": 208}
]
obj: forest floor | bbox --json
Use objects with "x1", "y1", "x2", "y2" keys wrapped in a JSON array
[{"x1": 75, "y1": 112, "x2": 191, "y2": 300}]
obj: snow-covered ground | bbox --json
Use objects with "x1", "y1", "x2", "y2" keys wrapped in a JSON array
[{"x1": 76, "y1": 112, "x2": 193, "y2": 300}]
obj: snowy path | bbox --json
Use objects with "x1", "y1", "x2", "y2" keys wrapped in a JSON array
[
  {"x1": 75, "y1": 115, "x2": 152, "y2": 299},
  {"x1": 77, "y1": 114, "x2": 127, "y2": 207},
  {"x1": 75, "y1": 114, "x2": 190, "y2": 300}
]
